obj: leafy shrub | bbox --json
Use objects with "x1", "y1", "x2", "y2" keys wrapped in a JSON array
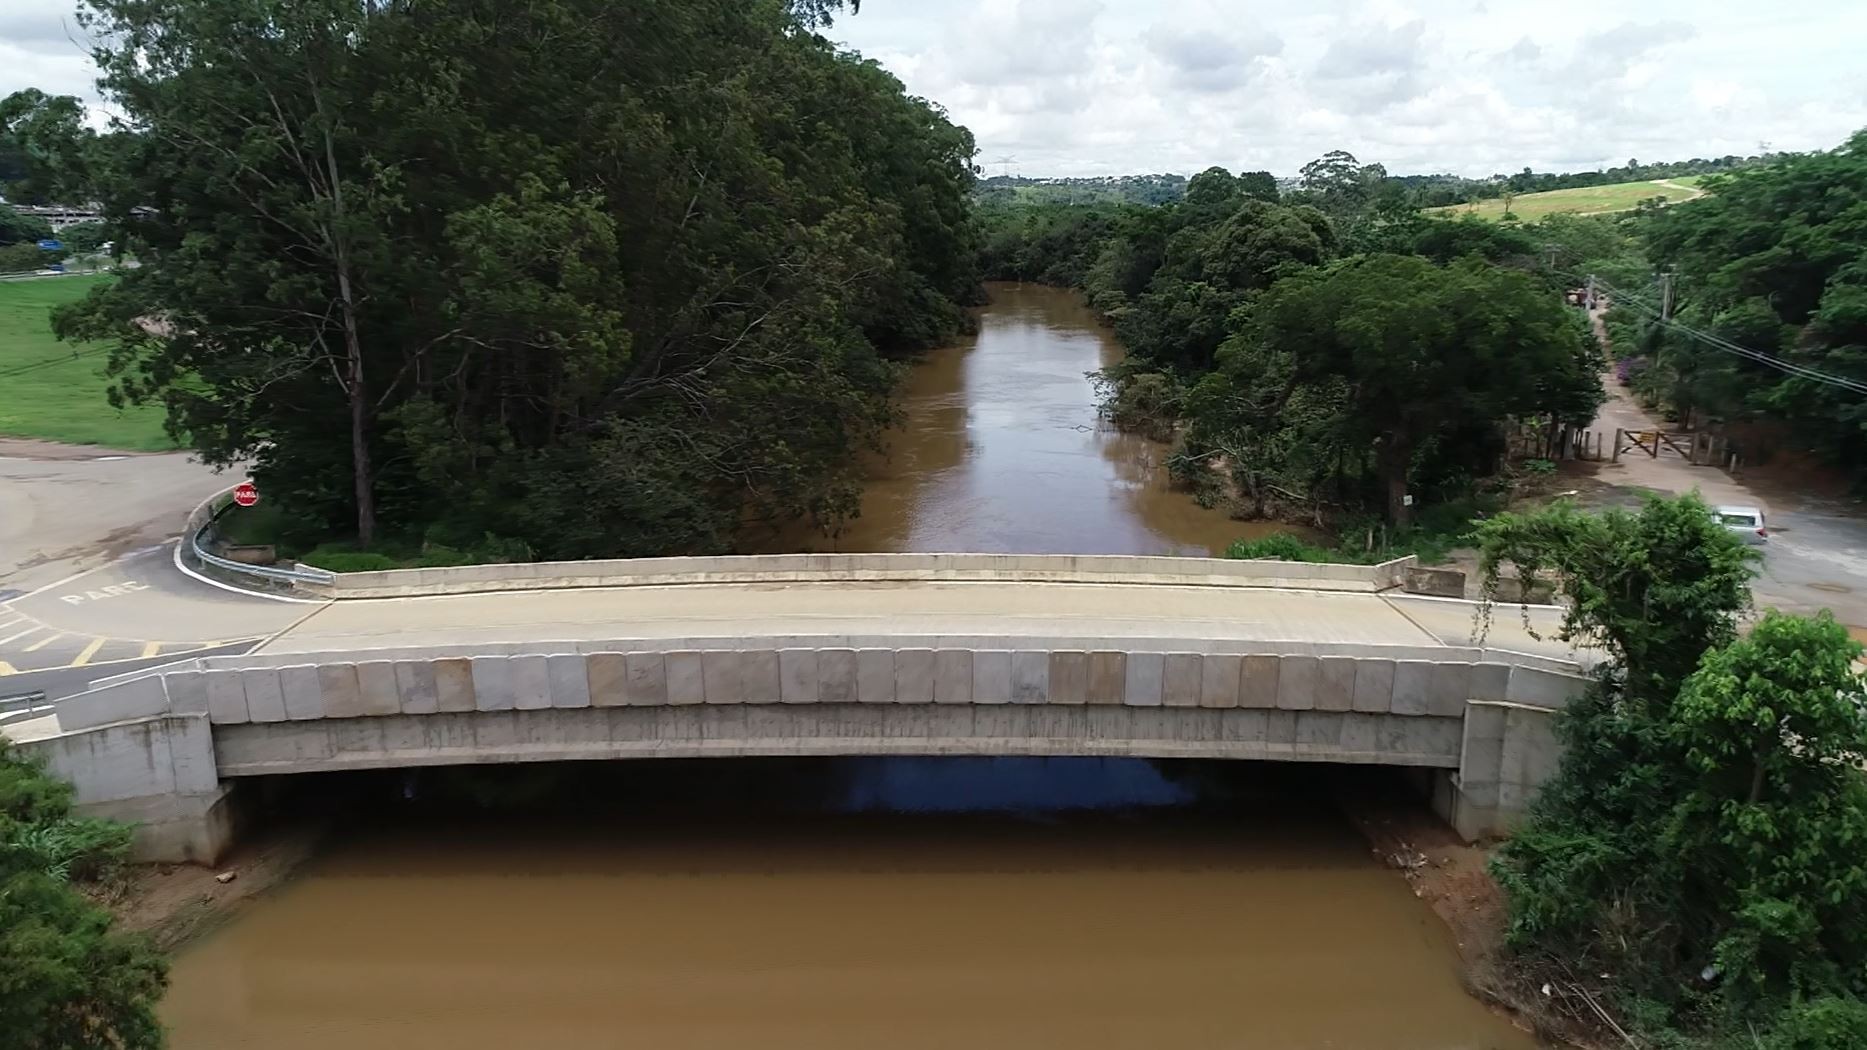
[
  {"x1": 1098, "y1": 369, "x2": 1184, "y2": 441},
  {"x1": 1760, "y1": 996, "x2": 1867, "y2": 1050},
  {"x1": 1, "y1": 741, "x2": 167, "y2": 1047},
  {"x1": 299, "y1": 547, "x2": 400, "y2": 572},
  {"x1": 1478, "y1": 496, "x2": 1867, "y2": 1041},
  {"x1": 1224, "y1": 533, "x2": 1339, "y2": 563},
  {"x1": 8, "y1": 817, "x2": 132, "y2": 882}
]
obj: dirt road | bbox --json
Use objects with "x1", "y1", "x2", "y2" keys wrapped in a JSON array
[{"x1": 1578, "y1": 310, "x2": 1867, "y2": 635}]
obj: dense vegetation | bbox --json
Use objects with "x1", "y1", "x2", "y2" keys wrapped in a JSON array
[
  {"x1": 1477, "y1": 494, "x2": 1867, "y2": 1048},
  {"x1": 1607, "y1": 132, "x2": 1867, "y2": 473},
  {"x1": 45, "y1": 0, "x2": 974, "y2": 560},
  {"x1": 0, "y1": 742, "x2": 167, "y2": 1049},
  {"x1": 0, "y1": 87, "x2": 96, "y2": 273},
  {"x1": 977, "y1": 162, "x2": 1605, "y2": 529}
]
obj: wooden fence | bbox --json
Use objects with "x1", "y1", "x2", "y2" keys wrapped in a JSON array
[{"x1": 1508, "y1": 422, "x2": 1742, "y2": 470}]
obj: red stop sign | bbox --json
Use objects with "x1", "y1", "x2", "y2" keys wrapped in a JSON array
[{"x1": 232, "y1": 481, "x2": 259, "y2": 508}]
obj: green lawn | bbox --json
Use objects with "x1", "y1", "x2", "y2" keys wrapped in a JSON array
[
  {"x1": 0, "y1": 275, "x2": 177, "y2": 450},
  {"x1": 1427, "y1": 178, "x2": 1706, "y2": 222}
]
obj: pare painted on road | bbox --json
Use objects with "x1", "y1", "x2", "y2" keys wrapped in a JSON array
[{"x1": 60, "y1": 582, "x2": 151, "y2": 605}]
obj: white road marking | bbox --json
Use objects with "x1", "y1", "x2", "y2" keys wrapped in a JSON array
[
  {"x1": 170, "y1": 535, "x2": 327, "y2": 604},
  {"x1": 0, "y1": 624, "x2": 45, "y2": 645},
  {"x1": 58, "y1": 581, "x2": 151, "y2": 605}
]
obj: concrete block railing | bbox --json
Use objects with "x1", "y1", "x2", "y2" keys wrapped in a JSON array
[
  {"x1": 294, "y1": 552, "x2": 1420, "y2": 600},
  {"x1": 59, "y1": 643, "x2": 1590, "y2": 734}
]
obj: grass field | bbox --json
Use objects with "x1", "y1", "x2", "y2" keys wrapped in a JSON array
[
  {"x1": 0, "y1": 275, "x2": 176, "y2": 450},
  {"x1": 1427, "y1": 177, "x2": 1707, "y2": 222}
]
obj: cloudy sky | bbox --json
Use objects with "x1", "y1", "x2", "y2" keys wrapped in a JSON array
[
  {"x1": 3, "y1": 0, "x2": 1862, "y2": 179},
  {"x1": 830, "y1": 0, "x2": 1867, "y2": 177}
]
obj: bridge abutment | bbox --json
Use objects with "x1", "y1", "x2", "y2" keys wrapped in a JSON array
[{"x1": 20, "y1": 709, "x2": 242, "y2": 864}]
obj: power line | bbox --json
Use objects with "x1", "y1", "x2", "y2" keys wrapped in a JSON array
[
  {"x1": 1598, "y1": 277, "x2": 1867, "y2": 397},
  {"x1": 0, "y1": 345, "x2": 110, "y2": 380}
]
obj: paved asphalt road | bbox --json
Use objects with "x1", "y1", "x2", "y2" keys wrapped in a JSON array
[
  {"x1": 1587, "y1": 311, "x2": 1867, "y2": 637},
  {"x1": 0, "y1": 439, "x2": 234, "y2": 596},
  {"x1": 0, "y1": 542, "x2": 308, "y2": 679},
  {"x1": 1, "y1": 440, "x2": 304, "y2": 694}
]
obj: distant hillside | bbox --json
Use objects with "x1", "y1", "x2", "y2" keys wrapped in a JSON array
[
  {"x1": 974, "y1": 174, "x2": 1186, "y2": 206},
  {"x1": 1426, "y1": 177, "x2": 1707, "y2": 221}
]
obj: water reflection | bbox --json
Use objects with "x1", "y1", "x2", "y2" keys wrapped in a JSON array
[{"x1": 836, "y1": 756, "x2": 1195, "y2": 813}]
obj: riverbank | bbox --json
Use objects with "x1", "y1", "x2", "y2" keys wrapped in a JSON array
[
  {"x1": 101, "y1": 819, "x2": 329, "y2": 952},
  {"x1": 1339, "y1": 780, "x2": 1633, "y2": 1050}
]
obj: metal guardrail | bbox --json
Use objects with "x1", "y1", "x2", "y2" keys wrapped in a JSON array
[
  {"x1": 179, "y1": 486, "x2": 335, "y2": 596},
  {"x1": 0, "y1": 690, "x2": 51, "y2": 726}
]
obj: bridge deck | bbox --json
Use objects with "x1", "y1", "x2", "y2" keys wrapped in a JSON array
[{"x1": 256, "y1": 581, "x2": 1576, "y2": 662}]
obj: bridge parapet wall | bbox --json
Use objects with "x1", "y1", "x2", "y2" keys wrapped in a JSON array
[
  {"x1": 58, "y1": 644, "x2": 1587, "y2": 732},
  {"x1": 297, "y1": 552, "x2": 1420, "y2": 600}
]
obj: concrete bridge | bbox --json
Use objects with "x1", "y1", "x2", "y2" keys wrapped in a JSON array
[{"x1": 8, "y1": 554, "x2": 1588, "y2": 862}]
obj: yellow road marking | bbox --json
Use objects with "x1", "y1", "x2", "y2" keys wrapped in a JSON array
[
  {"x1": 141, "y1": 641, "x2": 162, "y2": 658},
  {"x1": 71, "y1": 637, "x2": 107, "y2": 667},
  {"x1": 24, "y1": 633, "x2": 64, "y2": 653},
  {"x1": 0, "y1": 661, "x2": 16, "y2": 675},
  {"x1": 0, "y1": 624, "x2": 44, "y2": 646}
]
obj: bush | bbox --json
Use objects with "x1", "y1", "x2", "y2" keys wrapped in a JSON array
[
  {"x1": 1097, "y1": 368, "x2": 1184, "y2": 441},
  {"x1": 299, "y1": 547, "x2": 400, "y2": 572},
  {"x1": 1760, "y1": 996, "x2": 1867, "y2": 1050},
  {"x1": 1224, "y1": 533, "x2": 1339, "y2": 563},
  {"x1": 1, "y1": 742, "x2": 167, "y2": 1048},
  {"x1": 1478, "y1": 495, "x2": 1866, "y2": 1042}
]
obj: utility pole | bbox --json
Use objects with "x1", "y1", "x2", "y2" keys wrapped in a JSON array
[
  {"x1": 1585, "y1": 273, "x2": 1596, "y2": 310},
  {"x1": 1660, "y1": 271, "x2": 1676, "y2": 321}
]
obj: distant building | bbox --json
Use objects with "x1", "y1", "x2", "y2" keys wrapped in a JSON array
[{"x1": 9, "y1": 203, "x2": 104, "y2": 230}]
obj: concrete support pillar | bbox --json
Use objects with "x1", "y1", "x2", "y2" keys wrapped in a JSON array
[{"x1": 1441, "y1": 699, "x2": 1562, "y2": 841}]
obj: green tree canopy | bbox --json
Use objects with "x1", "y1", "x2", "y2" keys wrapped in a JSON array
[
  {"x1": 1236, "y1": 253, "x2": 1600, "y2": 524},
  {"x1": 58, "y1": 0, "x2": 976, "y2": 557},
  {"x1": 1474, "y1": 495, "x2": 1866, "y2": 1043},
  {"x1": 1476, "y1": 492, "x2": 1758, "y2": 700},
  {"x1": 1634, "y1": 130, "x2": 1867, "y2": 470},
  {"x1": 0, "y1": 88, "x2": 97, "y2": 204}
]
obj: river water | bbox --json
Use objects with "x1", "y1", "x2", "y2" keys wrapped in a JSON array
[
  {"x1": 160, "y1": 284, "x2": 1537, "y2": 1049},
  {"x1": 769, "y1": 282, "x2": 1277, "y2": 555}
]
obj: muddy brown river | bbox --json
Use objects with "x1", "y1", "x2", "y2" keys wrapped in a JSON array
[{"x1": 161, "y1": 285, "x2": 1537, "y2": 1049}]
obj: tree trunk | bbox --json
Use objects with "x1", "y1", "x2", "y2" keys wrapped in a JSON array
[
  {"x1": 1379, "y1": 430, "x2": 1412, "y2": 529},
  {"x1": 324, "y1": 144, "x2": 375, "y2": 538},
  {"x1": 342, "y1": 301, "x2": 375, "y2": 547},
  {"x1": 318, "y1": 96, "x2": 376, "y2": 547}
]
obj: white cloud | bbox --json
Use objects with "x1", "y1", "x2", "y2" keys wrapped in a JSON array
[
  {"x1": 2, "y1": 0, "x2": 1862, "y2": 179},
  {"x1": 831, "y1": 0, "x2": 1867, "y2": 177}
]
